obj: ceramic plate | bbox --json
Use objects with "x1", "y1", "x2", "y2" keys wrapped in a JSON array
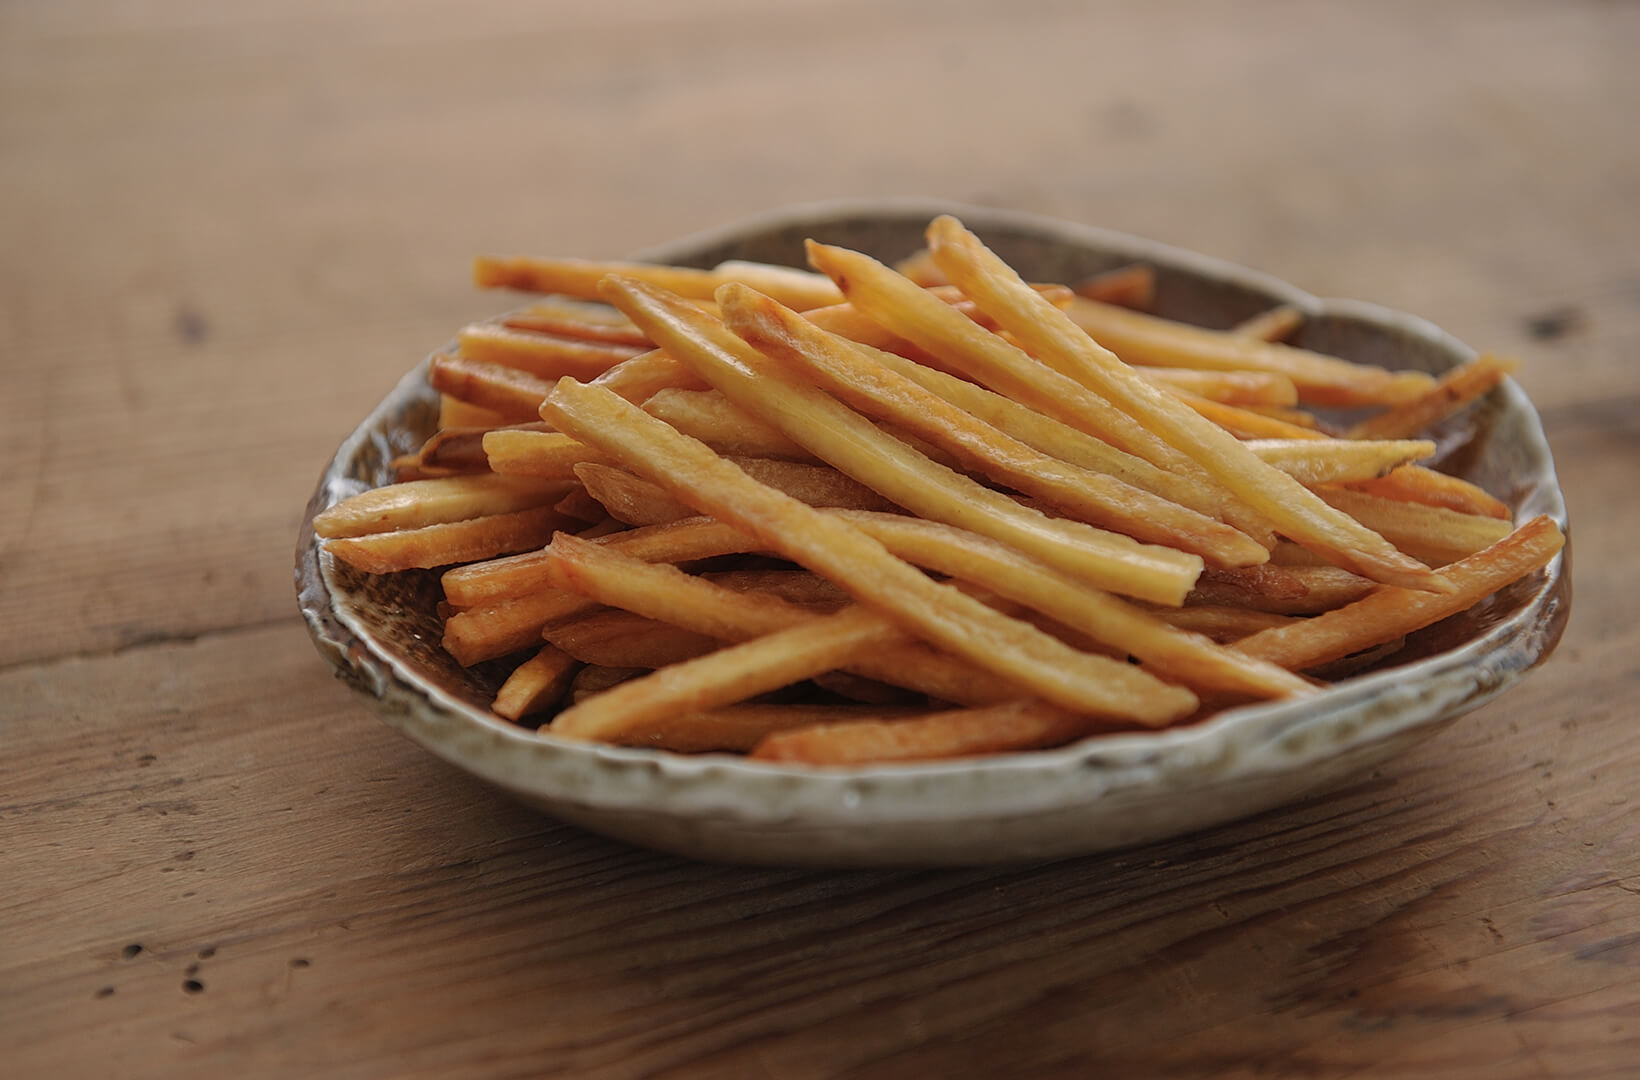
[{"x1": 295, "y1": 199, "x2": 1570, "y2": 867}]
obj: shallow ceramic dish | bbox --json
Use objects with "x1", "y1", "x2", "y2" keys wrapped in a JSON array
[{"x1": 296, "y1": 199, "x2": 1570, "y2": 867}]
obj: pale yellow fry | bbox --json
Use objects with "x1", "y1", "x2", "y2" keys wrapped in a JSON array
[
  {"x1": 323, "y1": 506, "x2": 570, "y2": 575},
  {"x1": 1346, "y1": 354, "x2": 1519, "y2": 441},
  {"x1": 458, "y1": 323, "x2": 644, "y2": 380},
  {"x1": 1236, "y1": 516, "x2": 1564, "y2": 670},
  {"x1": 606, "y1": 277, "x2": 1204, "y2": 606},
  {"x1": 1345, "y1": 464, "x2": 1511, "y2": 521},
  {"x1": 547, "y1": 607, "x2": 914, "y2": 742},
  {"x1": 537, "y1": 532, "x2": 1032, "y2": 707},
  {"x1": 442, "y1": 516, "x2": 758, "y2": 607},
  {"x1": 1062, "y1": 296, "x2": 1434, "y2": 407},
  {"x1": 483, "y1": 429, "x2": 607, "y2": 479},
  {"x1": 719, "y1": 283, "x2": 1267, "y2": 570},
  {"x1": 1243, "y1": 438, "x2": 1436, "y2": 486},
  {"x1": 1317, "y1": 487, "x2": 1515, "y2": 567},
  {"x1": 832, "y1": 511, "x2": 1312, "y2": 700},
  {"x1": 1137, "y1": 367, "x2": 1299, "y2": 406},
  {"x1": 1231, "y1": 305, "x2": 1305, "y2": 343},
  {"x1": 439, "y1": 395, "x2": 506, "y2": 430},
  {"x1": 541, "y1": 374, "x2": 1196, "y2": 722},
  {"x1": 750, "y1": 700, "x2": 1100, "y2": 766},
  {"x1": 313, "y1": 474, "x2": 566, "y2": 539},
  {"x1": 590, "y1": 348, "x2": 708, "y2": 403},
  {"x1": 926, "y1": 214, "x2": 1449, "y2": 594},
  {"x1": 473, "y1": 254, "x2": 842, "y2": 310},
  {"x1": 643, "y1": 386, "x2": 811, "y2": 458},
  {"x1": 492, "y1": 645, "x2": 580, "y2": 721},
  {"x1": 804, "y1": 240, "x2": 1198, "y2": 475}
]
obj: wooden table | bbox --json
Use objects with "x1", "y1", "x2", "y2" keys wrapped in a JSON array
[{"x1": 6, "y1": 2, "x2": 1638, "y2": 1075}]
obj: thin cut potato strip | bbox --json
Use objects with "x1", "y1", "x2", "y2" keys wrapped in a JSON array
[
  {"x1": 1180, "y1": 392, "x2": 1329, "y2": 440},
  {"x1": 313, "y1": 474, "x2": 567, "y2": 539},
  {"x1": 540, "y1": 375, "x2": 1197, "y2": 721},
  {"x1": 925, "y1": 215, "x2": 1450, "y2": 594},
  {"x1": 1232, "y1": 305, "x2": 1305, "y2": 342},
  {"x1": 1345, "y1": 464, "x2": 1511, "y2": 521},
  {"x1": 1317, "y1": 487, "x2": 1514, "y2": 567},
  {"x1": 543, "y1": 609, "x2": 720, "y2": 668},
  {"x1": 441, "y1": 516, "x2": 758, "y2": 607},
  {"x1": 536, "y1": 532, "x2": 1036, "y2": 707},
  {"x1": 719, "y1": 284, "x2": 1267, "y2": 570},
  {"x1": 576, "y1": 462, "x2": 696, "y2": 525},
  {"x1": 1187, "y1": 564, "x2": 1376, "y2": 615},
  {"x1": 604, "y1": 276, "x2": 1204, "y2": 606},
  {"x1": 439, "y1": 395, "x2": 506, "y2": 429},
  {"x1": 1075, "y1": 263, "x2": 1156, "y2": 309},
  {"x1": 491, "y1": 645, "x2": 581, "y2": 721},
  {"x1": 1347, "y1": 354, "x2": 1519, "y2": 441},
  {"x1": 1243, "y1": 438, "x2": 1436, "y2": 486},
  {"x1": 1236, "y1": 516, "x2": 1564, "y2": 670},
  {"x1": 483, "y1": 429, "x2": 607, "y2": 479},
  {"x1": 458, "y1": 322, "x2": 644, "y2": 379},
  {"x1": 429, "y1": 352, "x2": 552, "y2": 422},
  {"x1": 591, "y1": 349, "x2": 709, "y2": 402},
  {"x1": 1062, "y1": 296, "x2": 1435, "y2": 407},
  {"x1": 1137, "y1": 367, "x2": 1300, "y2": 407},
  {"x1": 1148, "y1": 606, "x2": 1299, "y2": 643},
  {"x1": 750, "y1": 700, "x2": 1102, "y2": 766},
  {"x1": 831, "y1": 511, "x2": 1313, "y2": 700},
  {"x1": 322, "y1": 505, "x2": 571, "y2": 575},
  {"x1": 443, "y1": 589, "x2": 599, "y2": 666},
  {"x1": 643, "y1": 386, "x2": 810, "y2": 459},
  {"x1": 473, "y1": 254, "x2": 843, "y2": 311}
]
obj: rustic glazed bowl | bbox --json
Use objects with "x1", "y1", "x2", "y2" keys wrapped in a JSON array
[{"x1": 296, "y1": 199, "x2": 1570, "y2": 867}]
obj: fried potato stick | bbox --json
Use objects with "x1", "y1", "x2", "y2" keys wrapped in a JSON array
[
  {"x1": 925, "y1": 215, "x2": 1449, "y2": 594},
  {"x1": 719, "y1": 283, "x2": 1266, "y2": 570},
  {"x1": 482, "y1": 429, "x2": 607, "y2": 480},
  {"x1": 540, "y1": 377, "x2": 1196, "y2": 720},
  {"x1": 1231, "y1": 305, "x2": 1305, "y2": 343},
  {"x1": 1344, "y1": 465, "x2": 1510, "y2": 521},
  {"x1": 587, "y1": 703, "x2": 929, "y2": 753},
  {"x1": 543, "y1": 609, "x2": 720, "y2": 668},
  {"x1": 473, "y1": 254, "x2": 842, "y2": 310},
  {"x1": 604, "y1": 277, "x2": 1204, "y2": 606},
  {"x1": 750, "y1": 700, "x2": 1101, "y2": 765},
  {"x1": 1317, "y1": 487, "x2": 1514, "y2": 566},
  {"x1": 491, "y1": 645, "x2": 581, "y2": 721},
  {"x1": 1242, "y1": 438, "x2": 1436, "y2": 486},
  {"x1": 458, "y1": 323, "x2": 644, "y2": 380},
  {"x1": 1137, "y1": 367, "x2": 1300, "y2": 406},
  {"x1": 323, "y1": 505, "x2": 570, "y2": 575},
  {"x1": 1062, "y1": 297, "x2": 1434, "y2": 407},
  {"x1": 429, "y1": 353, "x2": 552, "y2": 423},
  {"x1": 1347, "y1": 354, "x2": 1518, "y2": 441},
  {"x1": 313, "y1": 474, "x2": 567, "y2": 539},
  {"x1": 1235, "y1": 516, "x2": 1564, "y2": 670}
]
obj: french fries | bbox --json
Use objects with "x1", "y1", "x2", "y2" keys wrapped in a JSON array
[{"x1": 315, "y1": 214, "x2": 1559, "y2": 766}]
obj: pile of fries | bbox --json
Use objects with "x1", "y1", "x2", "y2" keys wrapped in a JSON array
[{"x1": 314, "y1": 216, "x2": 1562, "y2": 766}]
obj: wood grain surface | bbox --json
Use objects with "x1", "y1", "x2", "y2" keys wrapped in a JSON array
[{"x1": 3, "y1": 1, "x2": 1637, "y2": 1076}]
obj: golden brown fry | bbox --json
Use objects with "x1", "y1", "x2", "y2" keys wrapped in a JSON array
[
  {"x1": 894, "y1": 248, "x2": 948, "y2": 287},
  {"x1": 504, "y1": 297, "x2": 651, "y2": 347},
  {"x1": 1344, "y1": 464, "x2": 1511, "y2": 521},
  {"x1": 536, "y1": 532, "x2": 1020, "y2": 705},
  {"x1": 806, "y1": 240, "x2": 1202, "y2": 476},
  {"x1": 1347, "y1": 354, "x2": 1519, "y2": 440},
  {"x1": 569, "y1": 665, "x2": 646, "y2": 703},
  {"x1": 1148, "y1": 605, "x2": 1299, "y2": 644},
  {"x1": 610, "y1": 277, "x2": 1205, "y2": 605},
  {"x1": 702, "y1": 569, "x2": 851, "y2": 609},
  {"x1": 429, "y1": 352, "x2": 552, "y2": 423},
  {"x1": 589, "y1": 349, "x2": 708, "y2": 402},
  {"x1": 1231, "y1": 305, "x2": 1305, "y2": 343},
  {"x1": 750, "y1": 700, "x2": 1102, "y2": 765},
  {"x1": 458, "y1": 323, "x2": 645, "y2": 380},
  {"x1": 1075, "y1": 264, "x2": 1156, "y2": 309},
  {"x1": 491, "y1": 645, "x2": 580, "y2": 721},
  {"x1": 1317, "y1": 487, "x2": 1515, "y2": 567},
  {"x1": 442, "y1": 590, "x2": 599, "y2": 667},
  {"x1": 719, "y1": 283, "x2": 1267, "y2": 570},
  {"x1": 1062, "y1": 296, "x2": 1435, "y2": 407},
  {"x1": 541, "y1": 375, "x2": 1196, "y2": 720},
  {"x1": 323, "y1": 505, "x2": 569, "y2": 575},
  {"x1": 576, "y1": 463, "x2": 696, "y2": 525},
  {"x1": 543, "y1": 609, "x2": 720, "y2": 668},
  {"x1": 553, "y1": 486, "x2": 610, "y2": 523},
  {"x1": 831, "y1": 511, "x2": 1312, "y2": 700},
  {"x1": 1236, "y1": 515, "x2": 1564, "y2": 670},
  {"x1": 1244, "y1": 438, "x2": 1436, "y2": 486},
  {"x1": 1188, "y1": 564, "x2": 1376, "y2": 615},
  {"x1": 642, "y1": 387, "x2": 811, "y2": 459},
  {"x1": 577, "y1": 703, "x2": 927, "y2": 753},
  {"x1": 1179, "y1": 392, "x2": 1329, "y2": 440},
  {"x1": 1137, "y1": 367, "x2": 1300, "y2": 407},
  {"x1": 418, "y1": 422, "x2": 547, "y2": 473},
  {"x1": 473, "y1": 254, "x2": 842, "y2": 310},
  {"x1": 313, "y1": 474, "x2": 567, "y2": 539},
  {"x1": 482, "y1": 429, "x2": 607, "y2": 480},
  {"x1": 926, "y1": 215, "x2": 1448, "y2": 593}
]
